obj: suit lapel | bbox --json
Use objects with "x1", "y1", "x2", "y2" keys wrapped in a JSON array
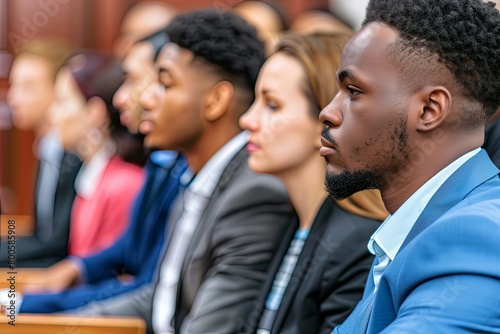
[
  {"x1": 247, "y1": 215, "x2": 298, "y2": 332},
  {"x1": 271, "y1": 198, "x2": 334, "y2": 332},
  {"x1": 53, "y1": 153, "x2": 81, "y2": 226},
  {"x1": 174, "y1": 148, "x2": 249, "y2": 330},
  {"x1": 180, "y1": 148, "x2": 249, "y2": 269},
  {"x1": 400, "y1": 150, "x2": 499, "y2": 251}
]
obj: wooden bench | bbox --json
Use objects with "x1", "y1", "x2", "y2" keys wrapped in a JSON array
[
  {"x1": 0, "y1": 269, "x2": 44, "y2": 291},
  {"x1": 0, "y1": 269, "x2": 146, "y2": 333},
  {"x1": 0, "y1": 314, "x2": 146, "y2": 333}
]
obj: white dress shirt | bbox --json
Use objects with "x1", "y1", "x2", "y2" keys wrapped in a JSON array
[
  {"x1": 367, "y1": 148, "x2": 480, "y2": 291},
  {"x1": 152, "y1": 131, "x2": 248, "y2": 334},
  {"x1": 74, "y1": 141, "x2": 116, "y2": 199}
]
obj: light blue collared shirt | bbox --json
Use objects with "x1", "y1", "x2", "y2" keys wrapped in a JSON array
[{"x1": 367, "y1": 148, "x2": 481, "y2": 291}]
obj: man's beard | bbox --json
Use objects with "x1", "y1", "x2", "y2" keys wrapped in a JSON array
[{"x1": 324, "y1": 169, "x2": 380, "y2": 200}]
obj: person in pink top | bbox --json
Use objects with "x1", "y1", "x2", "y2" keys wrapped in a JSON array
[{"x1": 50, "y1": 50, "x2": 145, "y2": 257}]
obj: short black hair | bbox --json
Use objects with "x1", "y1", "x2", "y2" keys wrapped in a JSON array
[
  {"x1": 363, "y1": 0, "x2": 500, "y2": 121},
  {"x1": 164, "y1": 9, "x2": 266, "y2": 100}
]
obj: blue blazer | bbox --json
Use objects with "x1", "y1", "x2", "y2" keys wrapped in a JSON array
[
  {"x1": 20, "y1": 151, "x2": 188, "y2": 313},
  {"x1": 333, "y1": 150, "x2": 500, "y2": 334}
]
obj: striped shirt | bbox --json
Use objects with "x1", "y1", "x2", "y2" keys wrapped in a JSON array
[{"x1": 257, "y1": 228, "x2": 310, "y2": 334}]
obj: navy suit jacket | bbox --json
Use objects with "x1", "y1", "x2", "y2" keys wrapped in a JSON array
[
  {"x1": 333, "y1": 150, "x2": 500, "y2": 334},
  {"x1": 20, "y1": 151, "x2": 188, "y2": 313}
]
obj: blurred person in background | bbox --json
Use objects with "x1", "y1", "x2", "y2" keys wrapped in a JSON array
[
  {"x1": 113, "y1": 0, "x2": 177, "y2": 60},
  {"x1": 43, "y1": 10, "x2": 294, "y2": 334},
  {"x1": 290, "y1": 8, "x2": 354, "y2": 35},
  {"x1": 329, "y1": 0, "x2": 370, "y2": 31},
  {"x1": 0, "y1": 39, "x2": 81, "y2": 268},
  {"x1": 15, "y1": 28, "x2": 188, "y2": 316},
  {"x1": 49, "y1": 50, "x2": 144, "y2": 257},
  {"x1": 239, "y1": 32, "x2": 387, "y2": 334},
  {"x1": 234, "y1": 0, "x2": 288, "y2": 55}
]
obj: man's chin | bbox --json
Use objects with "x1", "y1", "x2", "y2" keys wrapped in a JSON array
[
  {"x1": 143, "y1": 135, "x2": 158, "y2": 149},
  {"x1": 325, "y1": 169, "x2": 379, "y2": 200}
]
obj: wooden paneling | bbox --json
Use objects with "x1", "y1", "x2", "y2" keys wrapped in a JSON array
[{"x1": 0, "y1": 0, "x2": 325, "y2": 217}]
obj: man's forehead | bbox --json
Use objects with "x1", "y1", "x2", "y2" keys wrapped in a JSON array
[
  {"x1": 157, "y1": 43, "x2": 182, "y2": 64},
  {"x1": 155, "y1": 43, "x2": 201, "y2": 76},
  {"x1": 339, "y1": 22, "x2": 399, "y2": 70}
]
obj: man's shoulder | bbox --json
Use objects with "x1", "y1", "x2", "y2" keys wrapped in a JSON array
[{"x1": 387, "y1": 190, "x2": 500, "y2": 285}]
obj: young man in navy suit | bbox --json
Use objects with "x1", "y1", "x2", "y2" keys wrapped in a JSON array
[{"x1": 319, "y1": 0, "x2": 500, "y2": 333}]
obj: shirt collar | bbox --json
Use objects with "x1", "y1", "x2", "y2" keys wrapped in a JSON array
[
  {"x1": 188, "y1": 131, "x2": 248, "y2": 198},
  {"x1": 75, "y1": 141, "x2": 116, "y2": 198},
  {"x1": 149, "y1": 150, "x2": 178, "y2": 169},
  {"x1": 368, "y1": 147, "x2": 481, "y2": 260},
  {"x1": 37, "y1": 130, "x2": 63, "y2": 163}
]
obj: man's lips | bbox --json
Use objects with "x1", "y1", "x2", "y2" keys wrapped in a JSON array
[{"x1": 319, "y1": 137, "x2": 338, "y2": 157}]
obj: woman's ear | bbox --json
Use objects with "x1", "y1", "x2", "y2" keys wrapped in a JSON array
[
  {"x1": 203, "y1": 81, "x2": 235, "y2": 122},
  {"x1": 414, "y1": 86, "x2": 451, "y2": 132},
  {"x1": 86, "y1": 96, "x2": 109, "y2": 128}
]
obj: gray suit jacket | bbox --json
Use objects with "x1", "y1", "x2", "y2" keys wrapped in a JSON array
[
  {"x1": 172, "y1": 148, "x2": 295, "y2": 334},
  {"x1": 71, "y1": 149, "x2": 294, "y2": 334}
]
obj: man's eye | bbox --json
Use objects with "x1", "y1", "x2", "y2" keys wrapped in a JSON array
[{"x1": 347, "y1": 87, "x2": 360, "y2": 98}]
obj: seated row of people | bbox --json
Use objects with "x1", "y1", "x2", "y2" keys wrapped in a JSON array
[
  {"x1": 2, "y1": 0, "x2": 500, "y2": 333},
  {"x1": 5, "y1": 9, "x2": 387, "y2": 334}
]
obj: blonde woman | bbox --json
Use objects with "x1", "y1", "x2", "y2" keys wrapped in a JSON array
[{"x1": 239, "y1": 33, "x2": 388, "y2": 334}]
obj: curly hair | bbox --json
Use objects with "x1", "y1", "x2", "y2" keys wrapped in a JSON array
[
  {"x1": 164, "y1": 9, "x2": 265, "y2": 101},
  {"x1": 363, "y1": 0, "x2": 500, "y2": 122}
]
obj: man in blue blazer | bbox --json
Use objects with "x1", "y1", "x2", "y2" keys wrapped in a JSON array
[{"x1": 319, "y1": 0, "x2": 500, "y2": 333}]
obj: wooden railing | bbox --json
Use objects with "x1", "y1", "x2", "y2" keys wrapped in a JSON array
[
  {"x1": 0, "y1": 269, "x2": 146, "y2": 333},
  {"x1": 0, "y1": 314, "x2": 146, "y2": 333}
]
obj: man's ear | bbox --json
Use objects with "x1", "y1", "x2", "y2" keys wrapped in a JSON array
[
  {"x1": 203, "y1": 81, "x2": 234, "y2": 122},
  {"x1": 86, "y1": 96, "x2": 109, "y2": 128},
  {"x1": 414, "y1": 86, "x2": 451, "y2": 132}
]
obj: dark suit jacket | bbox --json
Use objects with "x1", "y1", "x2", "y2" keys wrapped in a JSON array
[
  {"x1": 483, "y1": 118, "x2": 500, "y2": 168},
  {"x1": 241, "y1": 198, "x2": 381, "y2": 334},
  {"x1": 333, "y1": 150, "x2": 500, "y2": 334},
  {"x1": 0, "y1": 152, "x2": 81, "y2": 267},
  {"x1": 172, "y1": 149, "x2": 296, "y2": 334}
]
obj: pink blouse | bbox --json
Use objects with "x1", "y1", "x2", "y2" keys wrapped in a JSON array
[{"x1": 69, "y1": 156, "x2": 144, "y2": 257}]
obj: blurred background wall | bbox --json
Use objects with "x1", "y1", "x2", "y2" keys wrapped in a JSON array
[{"x1": 0, "y1": 0, "x2": 331, "y2": 216}]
